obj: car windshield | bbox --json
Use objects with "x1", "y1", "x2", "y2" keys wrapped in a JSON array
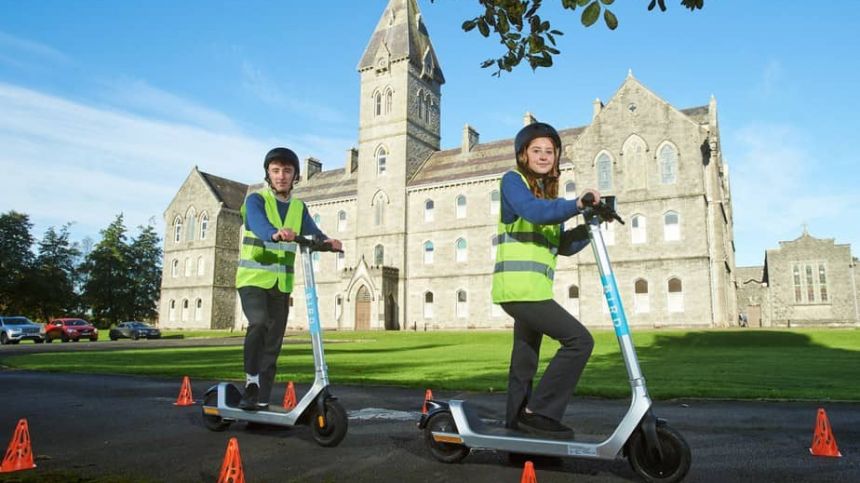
[
  {"x1": 67, "y1": 320, "x2": 87, "y2": 326},
  {"x1": 130, "y1": 322, "x2": 147, "y2": 328},
  {"x1": 3, "y1": 317, "x2": 34, "y2": 325}
]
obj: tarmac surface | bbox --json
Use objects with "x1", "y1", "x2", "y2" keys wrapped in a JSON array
[{"x1": 1, "y1": 340, "x2": 858, "y2": 482}]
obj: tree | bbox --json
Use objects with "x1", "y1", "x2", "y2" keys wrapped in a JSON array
[
  {"x1": 0, "y1": 211, "x2": 35, "y2": 314},
  {"x1": 31, "y1": 224, "x2": 82, "y2": 321},
  {"x1": 435, "y1": 0, "x2": 704, "y2": 75},
  {"x1": 82, "y1": 214, "x2": 133, "y2": 327},
  {"x1": 127, "y1": 221, "x2": 162, "y2": 322}
]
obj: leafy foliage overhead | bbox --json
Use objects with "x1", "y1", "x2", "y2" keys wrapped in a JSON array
[{"x1": 432, "y1": 0, "x2": 704, "y2": 76}]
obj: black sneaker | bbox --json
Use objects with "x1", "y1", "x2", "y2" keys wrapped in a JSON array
[
  {"x1": 238, "y1": 383, "x2": 260, "y2": 411},
  {"x1": 516, "y1": 411, "x2": 574, "y2": 440}
]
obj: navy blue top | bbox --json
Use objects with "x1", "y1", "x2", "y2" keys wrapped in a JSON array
[
  {"x1": 500, "y1": 171, "x2": 591, "y2": 256},
  {"x1": 244, "y1": 193, "x2": 326, "y2": 241}
]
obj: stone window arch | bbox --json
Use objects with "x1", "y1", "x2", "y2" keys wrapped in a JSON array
[
  {"x1": 185, "y1": 207, "x2": 197, "y2": 241},
  {"x1": 373, "y1": 191, "x2": 388, "y2": 226},
  {"x1": 196, "y1": 256, "x2": 204, "y2": 276},
  {"x1": 424, "y1": 291, "x2": 434, "y2": 319},
  {"x1": 181, "y1": 299, "x2": 189, "y2": 321},
  {"x1": 596, "y1": 151, "x2": 613, "y2": 191},
  {"x1": 623, "y1": 134, "x2": 648, "y2": 190},
  {"x1": 455, "y1": 194, "x2": 467, "y2": 219},
  {"x1": 194, "y1": 298, "x2": 203, "y2": 321},
  {"x1": 376, "y1": 145, "x2": 388, "y2": 176},
  {"x1": 423, "y1": 240, "x2": 434, "y2": 264},
  {"x1": 564, "y1": 181, "x2": 577, "y2": 200},
  {"x1": 455, "y1": 238, "x2": 467, "y2": 262},
  {"x1": 171, "y1": 259, "x2": 179, "y2": 278},
  {"x1": 337, "y1": 210, "x2": 347, "y2": 232},
  {"x1": 184, "y1": 257, "x2": 192, "y2": 277},
  {"x1": 424, "y1": 199, "x2": 435, "y2": 222},
  {"x1": 374, "y1": 90, "x2": 382, "y2": 116},
  {"x1": 631, "y1": 214, "x2": 647, "y2": 244},
  {"x1": 173, "y1": 216, "x2": 183, "y2": 244},
  {"x1": 634, "y1": 278, "x2": 650, "y2": 313},
  {"x1": 384, "y1": 87, "x2": 393, "y2": 114},
  {"x1": 456, "y1": 289, "x2": 468, "y2": 318},
  {"x1": 658, "y1": 142, "x2": 678, "y2": 184},
  {"x1": 664, "y1": 211, "x2": 680, "y2": 241},
  {"x1": 168, "y1": 300, "x2": 176, "y2": 321},
  {"x1": 199, "y1": 212, "x2": 209, "y2": 240},
  {"x1": 490, "y1": 190, "x2": 500, "y2": 215},
  {"x1": 374, "y1": 244, "x2": 384, "y2": 266},
  {"x1": 667, "y1": 277, "x2": 684, "y2": 313}
]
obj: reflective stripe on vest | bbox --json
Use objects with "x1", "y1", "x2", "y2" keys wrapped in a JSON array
[
  {"x1": 235, "y1": 189, "x2": 304, "y2": 293},
  {"x1": 491, "y1": 170, "x2": 560, "y2": 303},
  {"x1": 493, "y1": 261, "x2": 555, "y2": 281},
  {"x1": 493, "y1": 232, "x2": 559, "y2": 256}
]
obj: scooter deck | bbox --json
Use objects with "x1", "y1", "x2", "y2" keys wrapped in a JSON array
[{"x1": 460, "y1": 402, "x2": 576, "y2": 443}]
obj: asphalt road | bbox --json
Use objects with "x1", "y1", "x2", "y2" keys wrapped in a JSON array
[{"x1": 1, "y1": 342, "x2": 858, "y2": 482}]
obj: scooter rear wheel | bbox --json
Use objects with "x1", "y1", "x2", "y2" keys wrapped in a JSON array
[
  {"x1": 626, "y1": 423, "x2": 691, "y2": 483},
  {"x1": 309, "y1": 399, "x2": 348, "y2": 447},
  {"x1": 202, "y1": 391, "x2": 232, "y2": 432},
  {"x1": 424, "y1": 411, "x2": 469, "y2": 463}
]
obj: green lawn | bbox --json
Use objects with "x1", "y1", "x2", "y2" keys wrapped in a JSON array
[{"x1": 2, "y1": 329, "x2": 858, "y2": 401}]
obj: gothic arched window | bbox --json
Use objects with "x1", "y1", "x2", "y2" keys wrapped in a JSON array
[
  {"x1": 376, "y1": 145, "x2": 387, "y2": 176},
  {"x1": 597, "y1": 153, "x2": 613, "y2": 191},
  {"x1": 660, "y1": 143, "x2": 678, "y2": 184}
]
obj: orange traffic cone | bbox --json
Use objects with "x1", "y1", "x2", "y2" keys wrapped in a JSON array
[
  {"x1": 282, "y1": 381, "x2": 297, "y2": 410},
  {"x1": 174, "y1": 376, "x2": 194, "y2": 406},
  {"x1": 1, "y1": 419, "x2": 36, "y2": 473},
  {"x1": 520, "y1": 460, "x2": 537, "y2": 483},
  {"x1": 810, "y1": 408, "x2": 842, "y2": 457},
  {"x1": 422, "y1": 389, "x2": 434, "y2": 414},
  {"x1": 217, "y1": 437, "x2": 245, "y2": 483}
]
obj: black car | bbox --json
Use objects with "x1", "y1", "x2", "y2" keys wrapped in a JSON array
[{"x1": 109, "y1": 321, "x2": 161, "y2": 341}]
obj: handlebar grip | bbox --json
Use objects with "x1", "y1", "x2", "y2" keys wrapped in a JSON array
[{"x1": 580, "y1": 192, "x2": 595, "y2": 206}]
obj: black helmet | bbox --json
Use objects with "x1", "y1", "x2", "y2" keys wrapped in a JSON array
[
  {"x1": 514, "y1": 122, "x2": 561, "y2": 159},
  {"x1": 264, "y1": 147, "x2": 300, "y2": 178}
]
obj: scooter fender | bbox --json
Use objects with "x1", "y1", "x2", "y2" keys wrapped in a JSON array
[{"x1": 417, "y1": 400, "x2": 450, "y2": 429}]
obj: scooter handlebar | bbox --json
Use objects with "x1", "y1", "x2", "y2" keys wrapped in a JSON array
[
  {"x1": 580, "y1": 195, "x2": 625, "y2": 225},
  {"x1": 293, "y1": 234, "x2": 343, "y2": 253}
]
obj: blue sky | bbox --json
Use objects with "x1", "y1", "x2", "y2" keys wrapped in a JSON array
[{"x1": 1, "y1": 0, "x2": 858, "y2": 266}]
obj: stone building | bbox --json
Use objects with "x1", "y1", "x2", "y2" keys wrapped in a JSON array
[
  {"x1": 160, "y1": 0, "x2": 738, "y2": 330},
  {"x1": 737, "y1": 229, "x2": 860, "y2": 327},
  {"x1": 159, "y1": 167, "x2": 247, "y2": 329}
]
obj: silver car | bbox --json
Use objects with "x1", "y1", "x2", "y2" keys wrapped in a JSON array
[{"x1": 0, "y1": 316, "x2": 45, "y2": 344}]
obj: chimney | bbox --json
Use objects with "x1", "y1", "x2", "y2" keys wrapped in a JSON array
[
  {"x1": 303, "y1": 157, "x2": 322, "y2": 181},
  {"x1": 523, "y1": 111, "x2": 537, "y2": 126},
  {"x1": 346, "y1": 148, "x2": 358, "y2": 176},
  {"x1": 461, "y1": 124, "x2": 479, "y2": 154},
  {"x1": 592, "y1": 98, "x2": 603, "y2": 120}
]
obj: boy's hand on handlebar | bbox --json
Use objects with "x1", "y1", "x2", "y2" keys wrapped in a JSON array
[
  {"x1": 325, "y1": 239, "x2": 343, "y2": 252},
  {"x1": 577, "y1": 189, "x2": 601, "y2": 210},
  {"x1": 273, "y1": 228, "x2": 296, "y2": 242}
]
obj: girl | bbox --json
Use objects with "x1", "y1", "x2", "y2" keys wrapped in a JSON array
[{"x1": 492, "y1": 122, "x2": 601, "y2": 439}]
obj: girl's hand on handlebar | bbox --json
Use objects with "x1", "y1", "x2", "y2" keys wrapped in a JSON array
[
  {"x1": 577, "y1": 189, "x2": 601, "y2": 210},
  {"x1": 273, "y1": 228, "x2": 296, "y2": 242},
  {"x1": 325, "y1": 239, "x2": 343, "y2": 252}
]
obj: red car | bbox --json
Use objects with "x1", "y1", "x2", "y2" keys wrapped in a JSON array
[{"x1": 45, "y1": 318, "x2": 99, "y2": 342}]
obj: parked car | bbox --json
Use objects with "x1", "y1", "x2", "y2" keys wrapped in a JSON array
[
  {"x1": 109, "y1": 321, "x2": 161, "y2": 341},
  {"x1": 0, "y1": 316, "x2": 45, "y2": 344},
  {"x1": 45, "y1": 318, "x2": 98, "y2": 342}
]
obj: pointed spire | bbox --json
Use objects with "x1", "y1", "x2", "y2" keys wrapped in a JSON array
[
  {"x1": 358, "y1": 0, "x2": 445, "y2": 83},
  {"x1": 627, "y1": 68, "x2": 634, "y2": 78}
]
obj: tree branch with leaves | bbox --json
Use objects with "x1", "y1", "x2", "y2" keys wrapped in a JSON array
[{"x1": 432, "y1": 0, "x2": 704, "y2": 76}]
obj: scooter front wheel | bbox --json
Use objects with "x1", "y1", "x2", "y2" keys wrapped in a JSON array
[
  {"x1": 424, "y1": 411, "x2": 469, "y2": 463},
  {"x1": 201, "y1": 391, "x2": 232, "y2": 432},
  {"x1": 309, "y1": 399, "x2": 348, "y2": 447},
  {"x1": 626, "y1": 423, "x2": 691, "y2": 483}
]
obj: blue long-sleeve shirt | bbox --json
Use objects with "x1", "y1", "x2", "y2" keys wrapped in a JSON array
[
  {"x1": 500, "y1": 171, "x2": 591, "y2": 256},
  {"x1": 244, "y1": 193, "x2": 326, "y2": 241}
]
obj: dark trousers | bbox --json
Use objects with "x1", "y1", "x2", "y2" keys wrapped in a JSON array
[
  {"x1": 502, "y1": 300, "x2": 594, "y2": 427},
  {"x1": 238, "y1": 285, "x2": 290, "y2": 404}
]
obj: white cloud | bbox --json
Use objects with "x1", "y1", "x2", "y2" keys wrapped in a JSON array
[
  {"x1": 0, "y1": 30, "x2": 70, "y2": 64},
  {"x1": 729, "y1": 122, "x2": 860, "y2": 265},
  {"x1": 0, "y1": 81, "x2": 356, "y2": 245},
  {"x1": 97, "y1": 78, "x2": 240, "y2": 132},
  {"x1": 240, "y1": 61, "x2": 347, "y2": 124}
]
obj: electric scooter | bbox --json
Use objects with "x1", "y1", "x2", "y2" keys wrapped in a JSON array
[
  {"x1": 202, "y1": 234, "x2": 348, "y2": 447},
  {"x1": 419, "y1": 196, "x2": 692, "y2": 482}
]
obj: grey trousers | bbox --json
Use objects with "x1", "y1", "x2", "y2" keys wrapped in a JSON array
[
  {"x1": 239, "y1": 285, "x2": 290, "y2": 404},
  {"x1": 502, "y1": 300, "x2": 594, "y2": 427}
]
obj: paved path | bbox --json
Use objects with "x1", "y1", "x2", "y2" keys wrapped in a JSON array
[{"x1": 1, "y1": 370, "x2": 857, "y2": 482}]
